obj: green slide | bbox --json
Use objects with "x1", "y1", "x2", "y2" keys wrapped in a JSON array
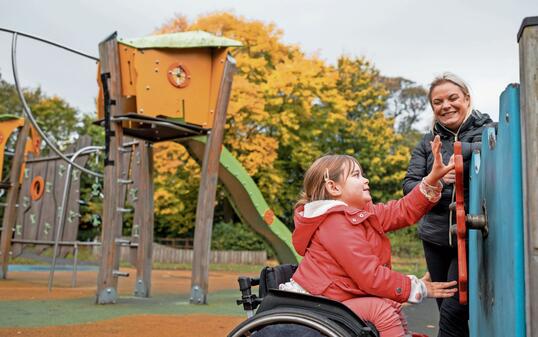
[{"x1": 183, "y1": 136, "x2": 300, "y2": 264}]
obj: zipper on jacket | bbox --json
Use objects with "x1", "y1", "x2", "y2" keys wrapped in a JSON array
[
  {"x1": 435, "y1": 119, "x2": 464, "y2": 247},
  {"x1": 448, "y1": 129, "x2": 460, "y2": 247}
]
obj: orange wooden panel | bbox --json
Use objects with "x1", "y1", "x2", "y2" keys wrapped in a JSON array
[
  {"x1": 0, "y1": 119, "x2": 40, "y2": 183},
  {"x1": 208, "y1": 48, "x2": 229, "y2": 128},
  {"x1": 133, "y1": 48, "x2": 213, "y2": 126},
  {"x1": 118, "y1": 44, "x2": 137, "y2": 97},
  {"x1": 0, "y1": 118, "x2": 24, "y2": 181}
]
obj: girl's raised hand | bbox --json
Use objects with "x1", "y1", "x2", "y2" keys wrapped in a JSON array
[{"x1": 424, "y1": 135, "x2": 455, "y2": 186}]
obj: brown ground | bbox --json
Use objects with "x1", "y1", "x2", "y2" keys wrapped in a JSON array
[
  {"x1": 0, "y1": 314, "x2": 245, "y2": 337},
  {"x1": 0, "y1": 268, "x2": 254, "y2": 337},
  {"x1": 0, "y1": 267, "x2": 250, "y2": 300}
]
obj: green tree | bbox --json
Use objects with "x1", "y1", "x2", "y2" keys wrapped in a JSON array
[
  {"x1": 0, "y1": 73, "x2": 80, "y2": 146},
  {"x1": 381, "y1": 76, "x2": 428, "y2": 134}
]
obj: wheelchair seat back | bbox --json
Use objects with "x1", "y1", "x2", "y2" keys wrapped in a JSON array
[{"x1": 258, "y1": 264, "x2": 298, "y2": 298}]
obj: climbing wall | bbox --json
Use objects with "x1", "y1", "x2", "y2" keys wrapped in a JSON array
[
  {"x1": 468, "y1": 84, "x2": 526, "y2": 337},
  {"x1": 11, "y1": 136, "x2": 92, "y2": 257}
]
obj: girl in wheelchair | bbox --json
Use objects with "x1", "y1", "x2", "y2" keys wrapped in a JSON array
[{"x1": 281, "y1": 135, "x2": 457, "y2": 337}]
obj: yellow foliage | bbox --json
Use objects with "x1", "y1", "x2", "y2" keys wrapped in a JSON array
[{"x1": 151, "y1": 12, "x2": 413, "y2": 229}]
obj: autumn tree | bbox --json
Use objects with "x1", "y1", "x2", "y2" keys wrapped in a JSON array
[{"x1": 154, "y1": 12, "x2": 414, "y2": 233}]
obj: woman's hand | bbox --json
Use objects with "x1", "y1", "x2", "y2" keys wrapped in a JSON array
[
  {"x1": 424, "y1": 135, "x2": 455, "y2": 186},
  {"x1": 424, "y1": 280, "x2": 458, "y2": 298},
  {"x1": 442, "y1": 155, "x2": 456, "y2": 184}
]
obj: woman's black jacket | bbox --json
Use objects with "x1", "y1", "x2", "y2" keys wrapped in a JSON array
[{"x1": 402, "y1": 110, "x2": 494, "y2": 246}]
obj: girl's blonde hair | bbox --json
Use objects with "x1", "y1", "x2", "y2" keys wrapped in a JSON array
[
  {"x1": 429, "y1": 72, "x2": 473, "y2": 127},
  {"x1": 295, "y1": 154, "x2": 360, "y2": 208}
]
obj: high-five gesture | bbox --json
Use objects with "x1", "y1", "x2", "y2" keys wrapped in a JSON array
[{"x1": 424, "y1": 135, "x2": 455, "y2": 186}]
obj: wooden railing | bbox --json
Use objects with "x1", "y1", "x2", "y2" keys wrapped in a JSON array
[{"x1": 115, "y1": 243, "x2": 267, "y2": 265}]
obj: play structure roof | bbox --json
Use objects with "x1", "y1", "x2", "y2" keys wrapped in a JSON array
[
  {"x1": 119, "y1": 31, "x2": 242, "y2": 49},
  {"x1": 0, "y1": 114, "x2": 21, "y2": 121}
]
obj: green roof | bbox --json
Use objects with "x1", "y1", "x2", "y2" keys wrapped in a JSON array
[
  {"x1": 0, "y1": 114, "x2": 21, "y2": 121},
  {"x1": 119, "y1": 31, "x2": 242, "y2": 49}
]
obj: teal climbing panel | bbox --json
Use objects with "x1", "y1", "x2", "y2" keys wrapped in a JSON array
[{"x1": 468, "y1": 84, "x2": 526, "y2": 337}]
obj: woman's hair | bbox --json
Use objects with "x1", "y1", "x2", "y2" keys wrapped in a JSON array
[
  {"x1": 428, "y1": 72, "x2": 473, "y2": 127},
  {"x1": 295, "y1": 154, "x2": 360, "y2": 208}
]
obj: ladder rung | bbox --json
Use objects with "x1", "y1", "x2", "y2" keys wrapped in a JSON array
[
  {"x1": 113, "y1": 270, "x2": 129, "y2": 277},
  {"x1": 117, "y1": 179, "x2": 133, "y2": 184},
  {"x1": 118, "y1": 147, "x2": 133, "y2": 153},
  {"x1": 114, "y1": 238, "x2": 131, "y2": 246}
]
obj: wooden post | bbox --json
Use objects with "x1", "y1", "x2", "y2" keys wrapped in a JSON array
[
  {"x1": 190, "y1": 54, "x2": 236, "y2": 304},
  {"x1": 96, "y1": 33, "x2": 127, "y2": 304},
  {"x1": 134, "y1": 141, "x2": 154, "y2": 297},
  {"x1": 0, "y1": 121, "x2": 31, "y2": 278},
  {"x1": 518, "y1": 16, "x2": 538, "y2": 337}
]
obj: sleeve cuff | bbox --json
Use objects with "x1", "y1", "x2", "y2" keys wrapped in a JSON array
[
  {"x1": 419, "y1": 178, "x2": 442, "y2": 203},
  {"x1": 407, "y1": 275, "x2": 427, "y2": 304}
]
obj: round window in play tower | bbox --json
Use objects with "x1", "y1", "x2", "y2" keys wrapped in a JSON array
[{"x1": 167, "y1": 63, "x2": 190, "y2": 88}]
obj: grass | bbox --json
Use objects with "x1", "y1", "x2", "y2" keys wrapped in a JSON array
[
  {"x1": 392, "y1": 255, "x2": 428, "y2": 276},
  {"x1": 10, "y1": 247, "x2": 267, "y2": 273},
  {"x1": 10, "y1": 246, "x2": 427, "y2": 275}
]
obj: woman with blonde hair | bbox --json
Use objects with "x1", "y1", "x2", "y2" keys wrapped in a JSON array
[{"x1": 403, "y1": 73, "x2": 494, "y2": 337}]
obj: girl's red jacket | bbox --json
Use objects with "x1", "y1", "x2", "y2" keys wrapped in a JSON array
[{"x1": 292, "y1": 185, "x2": 435, "y2": 303}]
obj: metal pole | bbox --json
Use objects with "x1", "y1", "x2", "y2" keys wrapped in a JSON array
[
  {"x1": 72, "y1": 242, "x2": 78, "y2": 288},
  {"x1": 10, "y1": 32, "x2": 103, "y2": 178},
  {"x1": 11, "y1": 239, "x2": 102, "y2": 246},
  {"x1": 518, "y1": 16, "x2": 538, "y2": 337},
  {"x1": 48, "y1": 146, "x2": 102, "y2": 291}
]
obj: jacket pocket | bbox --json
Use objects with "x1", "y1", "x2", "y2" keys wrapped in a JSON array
[{"x1": 298, "y1": 261, "x2": 333, "y2": 295}]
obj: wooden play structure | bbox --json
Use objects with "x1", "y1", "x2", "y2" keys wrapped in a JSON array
[
  {"x1": 0, "y1": 116, "x2": 41, "y2": 278},
  {"x1": 10, "y1": 136, "x2": 92, "y2": 258},
  {"x1": 445, "y1": 18, "x2": 538, "y2": 337},
  {"x1": 95, "y1": 30, "x2": 243, "y2": 304},
  {"x1": 0, "y1": 27, "x2": 297, "y2": 307},
  {"x1": 0, "y1": 116, "x2": 98, "y2": 285}
]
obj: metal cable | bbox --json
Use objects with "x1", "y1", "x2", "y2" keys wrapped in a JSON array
[
  {"x1": 10, "y1": 32, "x2": 103, "y2": 178},
  {"x1": 1, "y1": 27, "x2": 98, "y2": 61}
]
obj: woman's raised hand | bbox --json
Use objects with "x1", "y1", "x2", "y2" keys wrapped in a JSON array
[
  {"x1": 425, "y1": 135, "x2": 455, "y2": 186},
  {"x1": 441, "y1": 155, "x2": 456, "y2": 184}
]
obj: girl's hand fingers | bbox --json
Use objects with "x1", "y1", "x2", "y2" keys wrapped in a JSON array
[{"x1": 425, "y1": 280, "x2": 458, "y2": 298}]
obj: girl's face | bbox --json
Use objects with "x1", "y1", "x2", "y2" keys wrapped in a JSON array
[
  {"x1": 337, "y1": 162, "x2": 371, "y2": 209},
  {"x1": 430, "y1": 82, "x2": 470, "y2": 131}
]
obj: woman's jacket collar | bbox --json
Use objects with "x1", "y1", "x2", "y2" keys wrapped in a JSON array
[{"x1": 433, "y1": 109, "x2": 490, "y2": 139}]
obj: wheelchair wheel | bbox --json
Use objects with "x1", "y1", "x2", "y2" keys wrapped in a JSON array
[{"x1": 228, "y1": 308, "x2": 355, "y2": 337}]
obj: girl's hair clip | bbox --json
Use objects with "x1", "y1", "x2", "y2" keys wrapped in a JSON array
[{"x1": 324, "y1": 168, "x2": 330, "y2": 182}]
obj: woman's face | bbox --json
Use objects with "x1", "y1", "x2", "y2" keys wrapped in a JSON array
[{"x1": 430, "y1": 82, "x2": 470, "y2": 131}]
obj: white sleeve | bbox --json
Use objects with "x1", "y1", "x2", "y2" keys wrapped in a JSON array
[{"x1": 407, "y1": 275, "x2": 428, "y2": 304}]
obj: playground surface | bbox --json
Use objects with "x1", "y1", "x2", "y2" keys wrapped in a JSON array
[{"x1": 0, "y1": 267, "x2": 439, "y2": 337}]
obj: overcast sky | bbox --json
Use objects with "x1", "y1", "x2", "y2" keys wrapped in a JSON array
[{"x1": 1, "y1": 0, "x2": 536, "y2": 130}]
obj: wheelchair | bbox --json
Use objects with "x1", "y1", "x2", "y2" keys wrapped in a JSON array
[{"x1": 229, "y1": 264, "x2": 380, "y2": 337}]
